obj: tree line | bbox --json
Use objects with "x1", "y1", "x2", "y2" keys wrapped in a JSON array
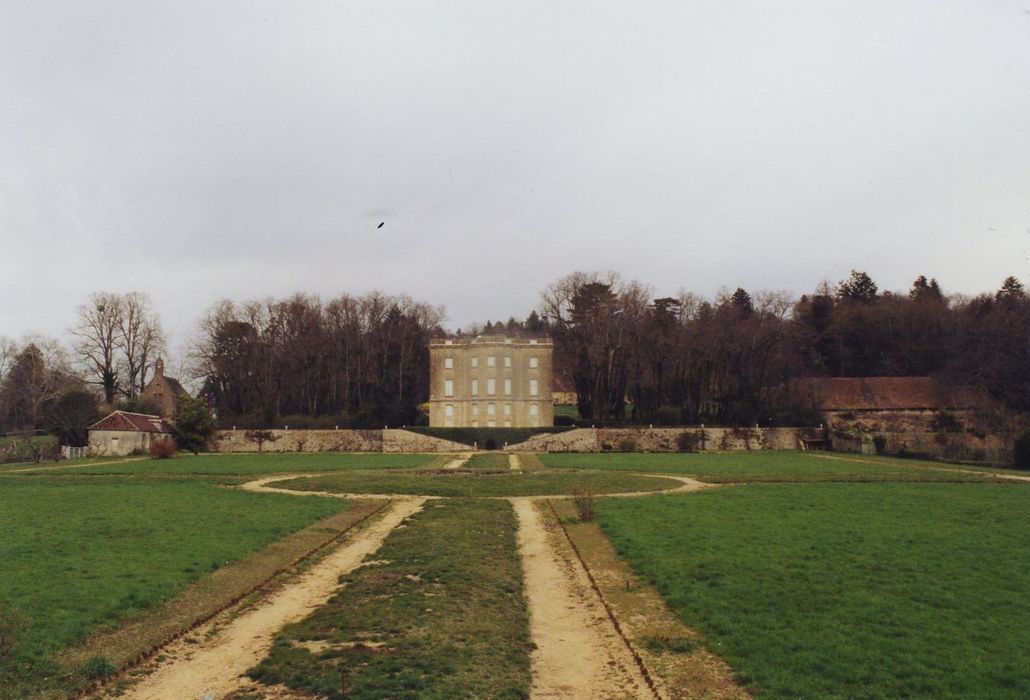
[{"x1": 1, "y1": 272, "x2": 1028, "y2": 440}]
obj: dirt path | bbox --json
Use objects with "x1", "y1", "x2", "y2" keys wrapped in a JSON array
[
  {"x1": 509, "y1": 454, "x2": 522, "y2": 471},
  {"x1": 511, "y1": 497, "x2": 653, "y2": 699},
  {"x1": 5, "y1": 456, "x2": 147, "y2": 473},
  {"x1": 441, "y1": 453, "x2": 471, "y2": 470},
  {"x1": 116, "y1": 497, "x2": 426, "y2": 700}
]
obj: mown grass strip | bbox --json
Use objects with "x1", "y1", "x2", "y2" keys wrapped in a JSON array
[
  {"x1": 539, "y1": 450, "x2": 1001, "y2": 482},
  {"x1": 596, "y1": 483, "x2": 1030, "y2": 699},
  {"x1": 247, "y1": 499, "x2": 532, "y2": 699},
  {"x1": 63, "y1": 500, "x2": 387, "y2": 698},
  {"x1": 271, "y1": 470, "x2": 680, "y2": 497},
  {"x1": 548, "y1": 498, "x2": 747, "y2": 700},
  {"x1": 463, "y1": 453, "x2": 510, "y2": 471},
  {"x1": 0, "y1": 478, "x2": 353, "y2": 699}
]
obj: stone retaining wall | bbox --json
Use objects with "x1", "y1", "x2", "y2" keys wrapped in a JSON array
[
  {"x1": 210, "y1": 428, "x2": 473, "y2": 453},
  {"x1": 505, "y1": 427, "x2": 803, "y2": 452},
  {"x1": 211, "y1": 429, "x2": 383, "y2": 453}
]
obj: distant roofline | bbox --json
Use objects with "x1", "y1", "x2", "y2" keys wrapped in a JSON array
[{"x1": 430, "y1": 335, "x2": 552, "y2": 347}]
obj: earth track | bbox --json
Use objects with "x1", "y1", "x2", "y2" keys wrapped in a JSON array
[{"x1": 111, "y1": 497, "x2": 426, "y2": 700}]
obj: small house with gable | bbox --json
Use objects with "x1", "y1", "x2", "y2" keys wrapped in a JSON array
[{"x1": 88, "y1": 411, "x2": 175, "y2": 456}]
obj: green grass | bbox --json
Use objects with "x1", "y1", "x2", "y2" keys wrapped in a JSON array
[
  {"x1": 0, "y1": 477, "x2": 350, "y2": 697},
  {"x1": 248, "y1": 499, "x2": 531, "y2": 699},
  {"x1": 538, "y1": 450, "x2": 1001, "y2": 482},
  {"x1": 270, "y1": 470, "x2": 679, "y2": 497},
  {"x1": 12, "y1": 452, "x2": 437, "y2": 476},
  {"x1": 596, "y1": 483, "x2": 1030, "y2": 699},
  {"x1": 464, "y1": 453, "x2": 511, "y2": 471}
]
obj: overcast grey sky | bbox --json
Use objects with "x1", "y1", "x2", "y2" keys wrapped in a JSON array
[{"x1": 2, "y1": 1, "x2": 1029, "y2": 353}]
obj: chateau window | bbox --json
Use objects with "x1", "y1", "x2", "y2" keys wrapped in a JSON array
[
  {"x1": 472, "y1": 403, "x2": 479, "y2": 416},
  {"x1": 471, "y1": 379, "x2": 479, "y2": 396},
  {"x1": 529, "y1": 403, "x2": 539, "y2": 416},
  {"x1": 504, "y1": 403, "x2": 512, "y2": 416},
  {"x1": 444, "y1": 403, "x2": 455, "y2": 427},
  {"x1": 487, "y1": 356, "x2": 496, "y2": 368},
  {"x1": 444, "y1": 357, "x2": 453, "y2": 369},
  {"x1": 529, "y1": 403, "x2": 539, "y2": 426},
  {"x1": 529, "y1": 357, "x2": 538, "y2": 369},
  {"x1": 487, "y1": 419, "x2": 496, "y2": 427},
  {"x1": 487, "y1": 378, "x2": 496, "y2": 395},
  {"x1": 504, "y1": 356, "x2": 512, "y2": 368},
  {"x1": 487, "y1": 403, "x2": 496, "y2": 416},
  {"x1": 444, "y1": 379, "x2": 454, "y2": 397},
  {"x1": 504, "y1": 379, "x2": 512, "y2": 395},
  {"x1": 471, "y1": 356, "x2": 479, "y2": 368},
  {"x1": 471, "y1": 419, "x2": 479, "y2": 427},
  {"x1": 529, "y1": 379, "x2": 538, "y2": 396}
]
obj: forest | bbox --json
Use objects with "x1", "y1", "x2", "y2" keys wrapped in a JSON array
[{"x1": 1, "y1": 271, "x2": 1028, "y2": 438}]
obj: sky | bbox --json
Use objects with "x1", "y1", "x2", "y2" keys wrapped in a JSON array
[{"x1": 2, "y1": 1, "x2": 1029, "y2": 359}]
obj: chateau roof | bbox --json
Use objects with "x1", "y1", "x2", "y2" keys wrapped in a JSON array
[
  {"x1": 784, "y1": 377, "x2": 979, "y2": 411},
  {"x1": 88, "y1": 410, "x2": 174, "y2": 433}
]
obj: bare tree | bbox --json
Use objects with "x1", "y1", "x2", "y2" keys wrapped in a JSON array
[
  {"x1": 118, "y1": 292, "x2": 166, "y2": 398},
  {"x1": 71, "y1": 293, "x2": 123, "y2": 404}
]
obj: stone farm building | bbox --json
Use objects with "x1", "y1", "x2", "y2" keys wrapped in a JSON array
[
  {"x1": 428, "y1": 335, "x2": 554, "y2": 428},
  {"x1": 88, "y1": 411, "x2": 175, "y2": 456},
  {"x1": 139, "y1": 358, "x2": 189, "y2": 419}
]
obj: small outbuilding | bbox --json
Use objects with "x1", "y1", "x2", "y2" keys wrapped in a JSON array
[{"x1": 88, "y1": 411, "x2": 175, "y2": 456}]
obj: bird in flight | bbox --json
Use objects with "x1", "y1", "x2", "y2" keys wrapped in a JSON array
[{"x1": 377, "y1": 222, "x2": 385, "y2": 229}]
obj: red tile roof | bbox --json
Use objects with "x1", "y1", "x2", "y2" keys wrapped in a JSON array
[
  {"x1": 783, "y1": 377, "x2": 980, "y2": 411},
  {"x1": 88, "y1": 411, "x2": 173, "y2": 433}
]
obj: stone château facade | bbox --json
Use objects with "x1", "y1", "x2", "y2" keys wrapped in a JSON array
[{"x1": 428, "y1": 335, "x2": 554, "y2": 428}]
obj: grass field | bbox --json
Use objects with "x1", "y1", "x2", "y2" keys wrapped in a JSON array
[
  {"x1": 539, "y1": 450, "x2": 1004, "y2": 482},
  {"x1": 596, "y1": 482, "x2": 1030, "y2": 699},
  {"x1": 0, "y1": 476, "x2": 351, "y2": 698},
  {"x1": 247, "y1": 499, "x2": 531, "y2": 699},
  {"x1": 13, "y1": 452, "x2": 439, "y2": 476},
  {"x1": 270, "y1": 469, "x2": 679, "y2": 497},
  {"x1": 463, "y1": 453, "x2": 511, "y2": 471}
]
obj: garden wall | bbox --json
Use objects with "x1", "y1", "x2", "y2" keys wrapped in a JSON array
[
  {"x1": 209, "y1": 428, "x2": 471, "y2": 453},
  {"x1": 826, "y1": 410, "x2": 1014, "y2": 463},
  {"x1": 505, "y1": 427, "x2": 803, "y2": 452}
]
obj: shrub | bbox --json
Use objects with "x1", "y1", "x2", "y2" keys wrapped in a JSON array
[
  {"x1": 932, "y1": 409, "x2": 962, "y2": 432},
  {"x1": 872, "y1": 435, "x2": 887, "y2": 455},
  {"x1": 618, "y1": 437, "x2": 637, "y2": 452},
  {"x1": 1014, "y1": 430, "x2": 1030, "y2": 470},
  {"x1": 148, "y1": 439, "x2": 176, "y2": 459},
  {"x1": 676, "y1": 431, "x2": 700, "y2": 452},
  {"x1": 484, "y1": 437, "x2": 498, "y2": 451},
  {"x1": 554, "y1": 414, "x2": 575, "y2": 426},
  {"x1": 571, "y1": 489, "x2": 596, "y2": 521}
]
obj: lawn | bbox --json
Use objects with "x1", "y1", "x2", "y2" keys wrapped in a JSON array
[
  {"x1": 0, "y1": 477, "x2": 350, "y2": 697},
  {"x1": 463, "y1": 453, "x2": 511, "y2": 471},
  {"x1": 13, "y1": 452, "x2": 438, "y2": 476},
  {"x1": 596, "y1": 482, "x2": 1030, "y2": 699},
  {"x1": 269, "y1": 469, "x2": 680, "y2": 497},
  {"x1": 247, "y1": 499, "x2": 532, "y2": 699},
  {"x1": 539, "y1": 450, "x2": 1000, "y2": 482}
]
